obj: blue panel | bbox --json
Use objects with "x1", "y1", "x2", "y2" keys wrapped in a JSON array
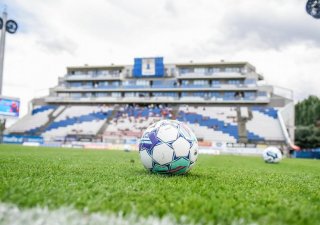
[
  {"x1": 133, "y1": 58, "x2": 142, "y2": 77},
  {"x1": 252, "y1": 107, "x2": 278, "y2": 119},
  {"x1": 32, "y1": 105, "x2": 57, "y2": 115},
  {"x1": 247, "y1": 131, "x2": 265, "y2": 142},
  {"x1": 3, "y1": 135, "x2": 43, "y2": 144},
  {"x1": 294, "y1": 150, "x2": 320, "y2": 159},
  {"x1": 133, "y1": 57, "x2": 164, "y2": 77}
]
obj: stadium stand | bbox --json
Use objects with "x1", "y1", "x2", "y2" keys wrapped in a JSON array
[
  {"x1": 5, "y1": 57, "x2": 294, "y2": 149},
  {"x1": 177, "y1": 106, "x2": 238, "y2": 142},
  {"x1": 7, "y1": 106, "x2": 56, "y2": 134},
  {"x1": 104, "y1": 105, "x2": 173, "y2": 139},
  {"x1": 246, "y1": 107, "x2": 284, "y2": 141},
  {"x1": 42, "y1": 106, "x2": 111, "y2": 141}
]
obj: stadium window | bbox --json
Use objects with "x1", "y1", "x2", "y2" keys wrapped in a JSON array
[
  {"x1": 212, "y1": 80, "x2": 220, "y2": 87},
  {"x1": 212, "y1": 68, "x2": 220, "y2": 73},
  {"x1": 225, "y1": 67, "x2": 240, "y2": 73},
  {"x1": 125, "y1": 92, "x2": 135, "y2": 97},
  {"x1": 111, "y1": 92, "x2": 121, "y2": 98},
  {"x1": 179, "y1": 68, "x2": 193, "y2": 75},
  {"x1": 96, "y1": 93, "x2": 107, "y2": 97},
  {"x1": 194, "y1": 67, "x2": 206, "y2": 74},
  {"x1": 70, "y1": 93, "x2": 81, "y2": 98},
  {"x1": 136, "y1": 80, "x2": 149, "y2": 86},
  {"x1": 244, "y1": 92, "x2": 256, "y2": 99},
  {"x1": 111, "y1": 81, "x2": 120, "y2": 87},
  {"x1": 182, "y1": 80, "x2": 190, "y2": 86},
  {"x1": 58, "y1": 93, "x2": 69, "y2": 97}
]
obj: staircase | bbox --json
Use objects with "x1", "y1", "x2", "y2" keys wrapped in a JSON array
[
  {"x1": 171, "y1": 105, "x2": 180, "y2": 120},
  {"x1": 97, "y1": 105, "x2": 120, "y2": 136},
  {"x1": 237, "y1": 107, "x2": 252, "y2": 143}
]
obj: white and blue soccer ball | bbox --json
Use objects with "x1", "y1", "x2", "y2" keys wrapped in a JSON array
[
  {"x1": 262, "y1": 146, "x2": 282, "y2": 163},
  {"x1": 139, "y1": 120, "x2": 198, "y2": 175}
]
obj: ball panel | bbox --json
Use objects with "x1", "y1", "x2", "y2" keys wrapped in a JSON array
[
  {"x1": 169, "y1": 158, "x2": 190, "y2": 175},
  {"x1": 172, "y1": 137, "x2": 191, "y2": 157},
  {"x1": 152, "y1": 143, "x2": 174, "y2": 165},
  {"x1": 189, "y1": 142, "x2": 199, "y2": 163},
  {"x1": 157, "y1": 124, "x2": 179, "y2": 143},
  {"x1": 140, "y1": 150, "x2": 153, "y2": 169},
  {"x1": 179, "y1": 124, "x2": 192, "y2": 140},
  {"x1": 152, "y1": 164, "x2": 169, "y2": 173}
]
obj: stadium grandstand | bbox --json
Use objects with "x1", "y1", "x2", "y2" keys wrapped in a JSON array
[{"x1": 5, "y1": 57, "x2": 295, "y2": 153}]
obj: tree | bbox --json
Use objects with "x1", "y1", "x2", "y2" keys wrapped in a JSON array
[{"x1": 295, "y1": 95, "x2": 320, "y2": 148}]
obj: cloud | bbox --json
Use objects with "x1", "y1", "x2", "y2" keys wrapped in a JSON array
[
  {"x1": 220, "y1": 0, "x2": 320, "y2": 50},
  {"x1": 36, "y1": 36, "x2": 78, "y2": 55},
  {"x1": 164, "y1": 1, "x2": 177, "y2": 16}
]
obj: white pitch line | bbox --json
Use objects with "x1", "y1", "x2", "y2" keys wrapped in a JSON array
[
  {"x1": 0, "y1": 203, "x2": 258, "y2": 225},
  {"x1": 0, "y1": 203, "x2": 194, "y2": 225}
]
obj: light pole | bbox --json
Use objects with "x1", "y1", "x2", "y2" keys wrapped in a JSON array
[
  {"x1": 0, "y1": 7, "x2": 18, "y2": 95},
  {"x1": 0, "y1": 7, "x2": 18, "y2": 142}
]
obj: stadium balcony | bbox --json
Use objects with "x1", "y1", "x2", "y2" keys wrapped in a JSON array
[
  {"x1": 65, "y1": 74, "x2": 91, "y2": 80},
  {"x1": 82, "y1": 85, "x2": 94, "y2": 89},
  {"x1": 180, "y1": 96, "x2": 206, "y2": 101},
  {"x1": 96, "y1": 85, "x2": 119, "y2": 89},
  {"x1": 180, "y1": 84, "x2": 211, "y2": 88},
  {"x1": 151, "y1": 96, "x2": 177, "y2": 101},
  {"x1": 122, "y1": 85, "x2": 150, "y2": 89},
  {"x1": 213, "y1": 84, "x2": 257, "y2": 89},
  {"x1": 177, "y1": 72, "x2": 245, "y2": 79},
  {"x1": 151, "y1": 84, "x2": 176, "y2": 89},
  {"x1": 65, "y1": 74, "x2": 122, "y2": 81},
  {"x1": 45, "y1": 95, "x2": 270, "y2": 104}
]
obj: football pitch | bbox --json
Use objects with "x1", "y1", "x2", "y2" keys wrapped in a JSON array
[{"x1": 0, "y1": 145, "x2": 320, "y2": 225}]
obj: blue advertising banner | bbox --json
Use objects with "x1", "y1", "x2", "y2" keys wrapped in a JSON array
[
  {"x1": 133, "y1": 57, "x2": 164, "y2": 77},
  {"x1": 3, "y1": 135, "x2": 43, "y2": 144},
  {"x1": 0, "y1": 97, "x2": 20, "y2": 117}
]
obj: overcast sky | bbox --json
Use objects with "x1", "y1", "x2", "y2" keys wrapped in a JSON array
[{"x1": 1, "y1": 0, "x2": 320, "y2": 118}]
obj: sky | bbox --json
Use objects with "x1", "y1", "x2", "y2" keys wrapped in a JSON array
[{"x1": 1, "y1": 0, "x2": 320, "y2": 119}]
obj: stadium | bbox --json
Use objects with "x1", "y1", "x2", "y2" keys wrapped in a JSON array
[
  {"x1": 4, "y1": 57, "x2": 295, "y2": 154},
  {"x1": 1, "y1": 1, "x2": 320, "y2": 225}
]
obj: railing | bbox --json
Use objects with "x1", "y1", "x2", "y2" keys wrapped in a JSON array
[
  {"x1": 277, "y1": 102, "x2": 295, "y2": 146},
  {"x1": 65, "y1": 73, "x2": 122, "y2": 80},
  {"x1": 54, "y1": 83, "x2": 258, "y2": 91},
  {"x1": 178, "y1": 71, "x2": 244, "y2": 78},
  {"x1": 46, "y1": 96, "x2": 270, "y2": 104}
]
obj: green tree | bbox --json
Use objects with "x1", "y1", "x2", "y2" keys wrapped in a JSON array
[{"x1": 295, "y1": 95, "x2": 320, "y2": 148}]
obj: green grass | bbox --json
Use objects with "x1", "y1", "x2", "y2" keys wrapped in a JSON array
[{"x1": 0, "y1": 144, "x2": 320, "y2": 225}]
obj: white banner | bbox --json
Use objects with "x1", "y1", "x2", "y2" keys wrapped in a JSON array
[{"x1": 142, "y1": 58, "x2": 155, "y2": 76}]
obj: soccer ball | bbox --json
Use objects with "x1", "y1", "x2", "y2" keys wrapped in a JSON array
[
  {"x1": 262, "y1": 146, "x2": 282, "y2": 163},
  {"x1": 139, "y1": 120, "x2": 198, "y2": 175}
]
